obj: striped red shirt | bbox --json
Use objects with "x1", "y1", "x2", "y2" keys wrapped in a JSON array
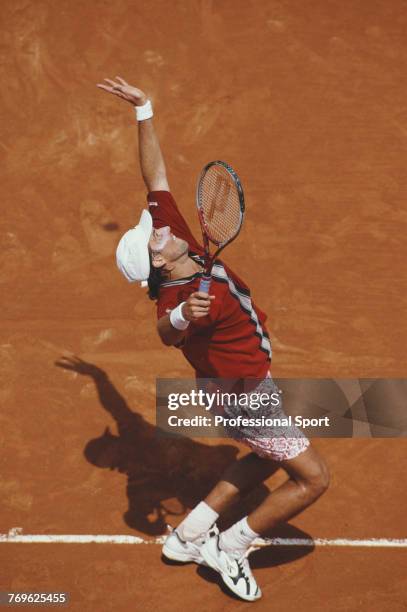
[{"x1": 148, "y1": 191, "x2": 271, "y2": 378}]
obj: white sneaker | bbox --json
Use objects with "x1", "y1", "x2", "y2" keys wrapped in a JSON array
[
  {"x1": 200, "y1": 533, "x2": 262, "y2": 601},
  {"x1": 162, "y1": 525, "x2": 218, "y2": 565}
]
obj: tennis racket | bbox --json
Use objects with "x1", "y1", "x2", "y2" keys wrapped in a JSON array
[{"x1": 196, "y1": 160, "x2": 245, "y2": 293}]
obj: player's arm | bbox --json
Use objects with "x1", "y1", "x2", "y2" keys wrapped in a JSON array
[
  {"x1": 138, "y1": 111, "x2": 169, "y2": 192},
  {"x1": 96, "y1": 76, "x2": 169, "y2": 191},
  {"x1": 157, "y1": 293, "x2": 215, "y2": 346}
]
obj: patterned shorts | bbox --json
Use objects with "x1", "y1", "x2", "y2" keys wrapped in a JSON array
[{"x1": 223, "y1": 373, "x2": 310, "y2": 462}]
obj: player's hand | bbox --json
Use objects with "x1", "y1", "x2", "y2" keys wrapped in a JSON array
[
  {"x1": 96, "y1": 76, "x2": 148, "y2": 106},
  {"x1": 182, "y1": 292, "x2": 215, "y2": 321}
]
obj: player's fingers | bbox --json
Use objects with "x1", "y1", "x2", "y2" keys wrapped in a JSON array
[
  {"x1": 192, "y1": 292, "x2": 215, "y2": 302},
  {"x1": 190, "y1": 294, "x2": 209, "y2": 302},
  {"x1": 190, "y1": 298, "x2": 211, "y2": 308},
  {"x1": 96, "y1": 84, "x2": 113, "y2": 91},
  {"x1": 116, "y1": 76, "x2": 129, "y2": 85},
  {"x1": 191, "y1": 308, "x2": 210, "y2": 317},
  {"x1": 194, "y1": 291, "x2": 210, "y2": 299},
  {"x1": 104, "y1": 77, "x2": 118, "y2": 87},
  {"x1": 98, "y1": 86, "x2": 125, "y2": 99},
  {"x1": 191, "y1": 301, "x2": 210, "y2": 310},
  {"x1": 192, "y1": 311, "x2": 210, "y2": 319}
]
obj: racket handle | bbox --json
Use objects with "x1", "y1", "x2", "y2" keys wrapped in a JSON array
[{"x1": 199, "y1": 275, "x2": 212, "y2": 294}]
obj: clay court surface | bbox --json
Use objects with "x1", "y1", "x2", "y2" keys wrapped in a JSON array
[{"x1": 1, "y1": 0, "x2": 407, "y2": 610}]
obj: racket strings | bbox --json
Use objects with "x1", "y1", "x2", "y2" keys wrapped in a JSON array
[{"x1": 199, "y1": 166, "x2": 242, "y2": 245}]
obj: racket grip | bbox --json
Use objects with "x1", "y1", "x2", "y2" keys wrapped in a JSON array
[{"x1": 199, "y1": 275, "x2": 212, "y2": 294}]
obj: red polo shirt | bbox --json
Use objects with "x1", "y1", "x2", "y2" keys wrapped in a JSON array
[{"x1": 147, "y1": 191, "x2": 271, "y2": 378}]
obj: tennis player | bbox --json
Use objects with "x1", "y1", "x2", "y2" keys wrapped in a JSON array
[{"x1": 97, "y1": 77, "x2": 330, "y2": 602}]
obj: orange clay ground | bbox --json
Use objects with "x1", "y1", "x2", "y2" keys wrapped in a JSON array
[{"x1": 1, "y1": 1, "x2": 406, "y2": 610}]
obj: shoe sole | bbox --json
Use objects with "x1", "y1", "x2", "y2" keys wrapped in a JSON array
[{"x1": 200, "y1": 542, "x2": 261, "y2": 602}]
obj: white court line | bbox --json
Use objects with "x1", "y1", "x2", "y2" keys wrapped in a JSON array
[{"x1": 1, "y1": 529, "x2": 407, "y2": 548}]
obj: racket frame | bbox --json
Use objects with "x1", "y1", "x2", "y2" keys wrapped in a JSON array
[{"x1": 196, "y1": 160, "x2": 245, "y2": 291}]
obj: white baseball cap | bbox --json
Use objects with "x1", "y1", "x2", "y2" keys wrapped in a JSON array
[{"x1": 116, "y1": 209, "x2": 153, "y2": 283}]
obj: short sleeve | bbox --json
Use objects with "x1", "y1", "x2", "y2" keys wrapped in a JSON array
[{"x1": 147, "y1": 191, "x2": 204, "y2": 254}]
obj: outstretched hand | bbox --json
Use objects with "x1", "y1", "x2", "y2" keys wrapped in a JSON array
[
  {"x1": 96, "y1": 76, "x2": 148, "y2": 107},
  {"x1": 55, "y1": 355, "x2": 106, "y2": 379}
]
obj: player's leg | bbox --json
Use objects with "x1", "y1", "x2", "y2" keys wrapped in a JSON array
[
  {"x1": 164, "y1": 451, "x2": 275, "y2": 543},
  {"x1": 211, "y1": 373, "x2": 329, "y2": 551},
  {"x1": 202, "y1": 450, "x2": 280, "y2": 513},
  {"x1": 213, "y1": 443, "x2": 329, "y2": 555},
  {"x1": 176, "y1": 442, "x2": 328, "y2": 544},
  {"x1": 161, "y1": 451, "x2": 278, "y2": 566},
  {"x1": 227, "y1": 443, "x2": 329, "y2": 537},
  {"x1": 199, "y1": 442, "x2": 329, "y2": 601}
]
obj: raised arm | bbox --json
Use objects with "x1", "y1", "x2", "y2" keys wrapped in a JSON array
[{"x1": 97, "y1": 76, "x2": 169, "y2": 192}]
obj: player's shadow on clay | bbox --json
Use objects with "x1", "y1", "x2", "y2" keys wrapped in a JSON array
[{"x1": 55, "y1": 355, "x2": 276, "y2": 536}]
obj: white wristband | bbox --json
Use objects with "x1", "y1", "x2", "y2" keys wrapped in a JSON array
[
  {"x1": 170, "y1": 302, "x2": 190, "y2": 330},
  {"x1": 135, "y1": 100, "x2": 153, "y2": 121}
]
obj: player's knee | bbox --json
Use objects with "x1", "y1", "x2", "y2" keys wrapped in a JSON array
[
  {"x1": 299, "y1": 459, "x2": 330, "y2": 501},
  {"x1": 308, "y1": 460, "x2": 330, "y2": 499}
]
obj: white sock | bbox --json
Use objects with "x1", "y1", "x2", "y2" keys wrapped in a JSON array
[
  {"x1": 176, "y1": 501, "x2": 219, "y2": 542},
  {"x1": 219, "y1": 516, "x2": 259, "y2": 558}
]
